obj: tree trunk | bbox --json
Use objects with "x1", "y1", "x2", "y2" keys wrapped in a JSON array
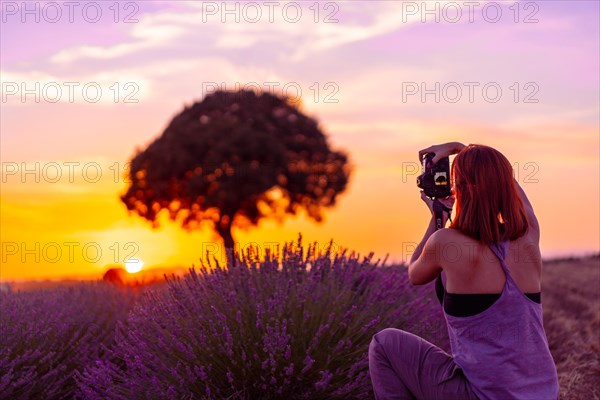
[{"x1": 216, "y1": 215, "x2": 234, "y2": 264}]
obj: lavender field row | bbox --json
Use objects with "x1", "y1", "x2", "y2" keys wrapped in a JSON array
[{"x1": 1, "y1": 236, "x2": 448, "y2": 400}]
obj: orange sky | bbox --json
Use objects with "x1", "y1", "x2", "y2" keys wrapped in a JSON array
[
  {"x1": 1, "y1": 1, "x2": 598, "y2": 281},
  {"x1": 2, "y1": 120, "x2": 598, "y2": 281}
]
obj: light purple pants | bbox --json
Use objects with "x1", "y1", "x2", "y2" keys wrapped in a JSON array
[{"x1": 368, "y1": 328, "x2": 480, "y2": 400}]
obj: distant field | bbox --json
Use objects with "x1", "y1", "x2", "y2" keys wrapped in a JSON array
[{"x1": 541, "y1": 255, "x2": 600, "y2": 400}]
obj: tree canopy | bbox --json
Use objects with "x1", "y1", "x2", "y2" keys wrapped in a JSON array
[{"x1": 121, "y1": 89, "x2": 352, "y2": 250}]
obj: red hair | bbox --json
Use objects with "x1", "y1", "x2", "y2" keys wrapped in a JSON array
[{"x1": 449, "y1": 144, "x2": 529, "y2": 244}]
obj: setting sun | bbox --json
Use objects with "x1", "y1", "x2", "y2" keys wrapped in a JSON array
[{"x1": 125, "y1": 259, "x2": 144, "y2": 274}]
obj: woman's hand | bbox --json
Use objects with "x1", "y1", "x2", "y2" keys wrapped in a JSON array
[
  {"x1": 419, "y1": 142, "x2": 466, "y2": 164},
  {"x1": 420, "y1": 190, "x2": 455, "y2": 222}
]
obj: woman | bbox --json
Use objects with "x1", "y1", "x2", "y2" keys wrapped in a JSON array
[{"x1": 368, "y1": 142, "x2": 559, "y2": 400}]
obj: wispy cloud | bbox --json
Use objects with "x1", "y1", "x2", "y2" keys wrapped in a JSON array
[
  {"x1": 50, "y1": 15, "x2": 186, "y2": 63},
  {"x1": 48, "y1": 1, "x2": 497, "y2": 65}
]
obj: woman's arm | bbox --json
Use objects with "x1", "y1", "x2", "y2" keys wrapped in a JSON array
[
  {"x1": 408, "y1": 215, "x2": 452, "y2": 285},
  {"x1": 409, "y1": 143, "x2": 458, "y2": 284},
  {"x1": 514, "y1": 177, "x2": 540, "y2": 242},
  {"x1": 410, "y1": 214, "x2": 449, "y2": 264},
  {"x1": 410, "y1": 217, "x2": 436, "y2": 265},
  {"x1": 411, "y1": 190, "x2": 454, "y2": 264}
]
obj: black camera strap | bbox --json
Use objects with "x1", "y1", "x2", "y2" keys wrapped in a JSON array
[{"x1": 433, "y1": 199, "x2": 453, "y2": 230}]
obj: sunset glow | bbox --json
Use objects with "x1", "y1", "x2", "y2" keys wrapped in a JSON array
[
  {"x1": 1, "y1": 1, "x2": 598, "y2": 281},
  {"x1": 124, "y1": 259, "x2": 144, "y2": 274}
]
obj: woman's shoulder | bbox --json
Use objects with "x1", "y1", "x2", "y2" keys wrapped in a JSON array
[
  {"x1": 433, "y1": 227, "x2": 479, "y2": 248},
  {"x1": 436, "y1": 228, "x2": 543, "y2": 274},
  {"x1": 431, "y1": 228, "x2": 485, "y2": 269}
]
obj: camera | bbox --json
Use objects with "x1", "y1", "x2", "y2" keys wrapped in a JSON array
[{"x1": 416, "y1": 153, "x2": 451, "y2": 199}]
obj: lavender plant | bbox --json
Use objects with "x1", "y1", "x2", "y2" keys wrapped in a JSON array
[
  {"x1": 0, "y1": 282, "x2": 139, "y2": 400},
  {"x1": 76, "y1": 234, "x2": 448, "y2": 399}
]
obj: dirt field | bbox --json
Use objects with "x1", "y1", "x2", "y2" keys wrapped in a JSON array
[{"x1": 542, "y1": 255, "x2": 600, "y2": 400}]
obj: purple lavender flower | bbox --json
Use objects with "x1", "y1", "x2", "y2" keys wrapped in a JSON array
[
  {"x1": 0, "y1": 282, "x2": 139, "y2": 400},
  {"x1": 2, "y1": 234, "x2": 449, "y2": 399}
]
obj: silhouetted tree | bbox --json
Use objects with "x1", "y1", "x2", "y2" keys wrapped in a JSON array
[{"x1": 121, "y1": 89, "x2": 352, "y2": 254}]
